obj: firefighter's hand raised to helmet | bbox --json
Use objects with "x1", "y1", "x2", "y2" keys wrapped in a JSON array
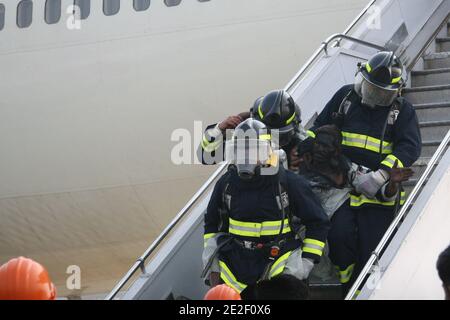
[
  {"x1": 218, "y1": 115, "x2": 243, "y2": 132},
  {"x1": 238, "y1": 111, "x2": 251, "y2": 121},
  {"x1": 390, "y1": 160, "x2": 414, "y2": 184}
]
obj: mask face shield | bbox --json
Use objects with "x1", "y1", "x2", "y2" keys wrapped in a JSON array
[
  {"x1": 355, "y1": 72, "x2": 399, "y2": 108},
  {"x1": 225, "y1": 139, "x2": 273, "y2": 179}
]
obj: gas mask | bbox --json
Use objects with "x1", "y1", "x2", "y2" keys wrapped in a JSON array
[{"x1": 225, "y1": 138, "x2": 275, "y2": 180}]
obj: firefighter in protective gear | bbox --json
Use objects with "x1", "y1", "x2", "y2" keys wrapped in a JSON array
[
  {"x1": 197, "y1": 90, "x2": 307, "y2": 171},
  {"x1": 302, "y1": 125, "x2": 414, "y2": 219},
  {"x1": 202, "y1": 119, "x2": 330, "y2": 296},
  {"x1": 310, "y1": 51, "x2": 422, "y2": 291},
  {"x1": 0, "y1": 257, "x2": 57, "y2": 300}
]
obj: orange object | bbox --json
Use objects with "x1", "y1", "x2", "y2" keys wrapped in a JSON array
[
  {"x1": 204, "y1": 284, "x2": 242, "y2": 300},
  {"x1": 270, "y1": 246, "x2": 280, "y2": 257},
  {"x1": 0, "y1": 257, "x2": 56, "y2": 300}
]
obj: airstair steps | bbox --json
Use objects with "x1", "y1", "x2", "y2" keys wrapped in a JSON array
[
  {"x1": 436, "y1": 37, "x2": 450, "y2": 52},
  {"x1": 402, "y1": 84, "x2": 450, "y2": 104},
  {"x1": 418, "y1": 120, "x2": 450, "y2": 141},
  {"x1": 411, "y1": 68, "x2": 450, "y2": 87},
  {"x1": 423, "y1": 52, "x2": 450, "y2": 69},
  {"x1": 403, "y1": 19, "x2": 450, "y2": 200},
  {"x1": 411, "y1": 157, "x2": 433, "y2": 179},
  {"x1": 413, "y1": 102, "x2": 450, "y2": 121},
  {"x1": 420, "y1": 140, "x2": 441, "y2": 157}
]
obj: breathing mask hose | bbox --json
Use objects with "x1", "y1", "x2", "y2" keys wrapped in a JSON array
[
  {"x1": 277, "y1": 182, "x2": 287, "y2": 242},
  {"x1": 378, "y1": 105, "x2": 393, "y2": 164},
  {"x1": 379, "y1": 104, "x2": 402, "y2": 216}
]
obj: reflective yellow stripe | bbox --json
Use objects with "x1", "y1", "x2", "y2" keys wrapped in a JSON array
[
  {"x1": 228, "y1": 228, "x2": 260, "y2": 238},
  {"x1": 342, "y1": 132, "x2": 392, "y2": 146},
  {"x1": 366, "y1": 63, "x2": 372, "y2": 73},
  {"x1": 307, "y1": 130, "x2": 316, "y2": 138},
  {"x1": 228, "y1": 226, "x2": 291, "y2": 237},
  {"x1": 367, "y1": 135, "x2": 391, "y2": 148},
  {"x1": 336, "y1": 264, "x2": 355, "y2": 284},
  {"x1": 204, "y1": 233, "x2": 216, "y2": 240},
  {"x1": 341, "y1": 131, "x2": 393, "y2": 154},
  {"x1": 201, "y1": 136, "x2": 222, "y2": 152},
  {"x1": 258, "y1": 103, "x2": 264, "y2": 119},
  {"x1": 204, "y1": 233, "x2": 217, "y2": 247},
  {"x1": 259, "y1": 134, "x2": 272, "y2": 141},
  {"x1": 260, "y1": 219, "x2": 289, "y2": 227},
  {"x1": 302, "y1": 247, "x2": 323, "y2": 257},
  {"x1": 350, "y1": 191, "x2": 406, "y2": 207},
  {"x1": 285, "y1": 112, "x2": 296, "y2": 125},
  {"x1": 342, "y1": 131, "x2": 393, "y2": 151},
  {"x1": 391, "y1": 76, "x2": 401, "y2": 84},
  {"x1": 303, "y1": 238, "x2": 325, "y2": 257},
  {"x1": 261, "y1": 225, "x2": 291, "y2": 236},
  {"x1": 228, "y1": 218, "x2": 291, "y2": 238},
  {"x1": 269, "y1": 251, "x2": 292, "y2": 278},
  {"x1": 229, "y1": 218, "x2": 261, "y2": 229},
  {"x1": 381, "y1": 154, "x2": 404, "y2": 168},
  {"x1": 219, "y1": 261, "x2": 247, "y2": 293},
  {"x1": 303, "y1": 238, "x2": 325, "y2": 248}
]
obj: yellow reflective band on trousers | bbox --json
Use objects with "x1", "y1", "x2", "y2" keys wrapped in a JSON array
[
  {"x1": 307, "y1": 130, "x2": 316, "y2": 138},
  {"x1": 201, "y1": 136, "x2": 222, "y2": 153},
  {"x1": 381, "y1": 154, "x2": 404, "y2": 168},
  {"x1": 204, "y1": 233, "x2": 217, "y2": 247},
  {"x1": 350, "y1": 191, "x2": 406, "y2": 207},
  {"x1": 341, "y1": 131, "x2": 393, "y2": 154},
  {"x1": 228, "y1": 218, "x2": 291, "y2": 238},
  {"x1": 335, "y1": 264, "x2": 355, "y2": 284},
  {"x1": 269, "y1": 251, "x2": 293, "y2": 278},
  {"x1": 302, "y1": 238, "x2": 325, "y2": 257},
  {"x1": 219, "y1": 260, "x2": 247, "y2": 293}
]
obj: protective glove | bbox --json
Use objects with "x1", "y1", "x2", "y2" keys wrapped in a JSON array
[
  {"x1": 353, "y1": 169, "x2": 389, "y2": 198},
  {"x1": 301, "y1": 258, "x2": 315, "y2": 280}
]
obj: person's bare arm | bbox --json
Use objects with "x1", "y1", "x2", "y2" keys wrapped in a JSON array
[
  {"x1": 238, "y1": 111, "x2": 251, "y2": 120},
  {"x1": 217, "y1": 111, "x2": 251, "y2": 132},
  {"x1": 218, "y1": 115, "x2": 243, "y2": 132}
]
